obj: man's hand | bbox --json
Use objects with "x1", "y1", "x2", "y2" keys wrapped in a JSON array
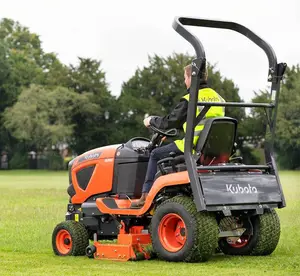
[{"x1": 143, "y1": 116, "x2": 153, "y2": 127}]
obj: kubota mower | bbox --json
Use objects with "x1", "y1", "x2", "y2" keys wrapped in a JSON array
[{"x1": 52, "y1": 16, "x2": 287, "y2": 262}]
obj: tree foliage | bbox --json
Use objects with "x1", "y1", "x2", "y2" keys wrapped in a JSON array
[
  {"x1": 0, "y1": 18, "x2": 69, "y2": 154},
  {"x1": 66, "y1": 57, "x2": 119, "y2": 153},
  {"x1": 275, "y1": 66, "x2": 300, "y2": 169},
  {"x1": 242, "y1": 66, "x2": 300, "y2": 169},
  {"x1": 4, "y1": 85, "x2": 95, "y2": 150},
  {"x1": 0, "y1": 17, "x2": 299, "y2": 170}
]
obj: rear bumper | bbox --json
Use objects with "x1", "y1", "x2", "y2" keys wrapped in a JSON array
[{"x1": 206, "y1": 203, "x2": 279, "y2": 215}]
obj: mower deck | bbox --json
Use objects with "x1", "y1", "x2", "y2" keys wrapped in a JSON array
[{"x1": 93, "y1": 225, "x2": 152, "y2": 261}]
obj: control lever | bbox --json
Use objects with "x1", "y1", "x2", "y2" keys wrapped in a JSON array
[{"x1": 157, "y1": 152, "x2": 178, "y2": 175}]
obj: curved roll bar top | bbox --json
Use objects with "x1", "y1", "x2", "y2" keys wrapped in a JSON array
[{"x1": 172, "y1": 16, "x2": 278, "y2": 81}]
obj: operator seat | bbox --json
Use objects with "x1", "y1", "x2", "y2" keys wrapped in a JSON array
[
  {"x1": 194, "y1": 116, "x2": 237, "y2": 165},
  {"x1": 155, "y1": 117, "x2": 238, "y2": 176}
]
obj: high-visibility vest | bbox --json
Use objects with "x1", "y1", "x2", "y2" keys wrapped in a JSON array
[{"x1": 174, "y1": 87, "x2": 225, "y2": 152}]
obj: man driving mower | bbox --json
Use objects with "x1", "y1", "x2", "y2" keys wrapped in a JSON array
[{"x1": 131, "y1": 63, "x2": 226, "y2": 208}]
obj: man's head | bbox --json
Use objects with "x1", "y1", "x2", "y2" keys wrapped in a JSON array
[{"x1": 184, "y1": 64, "x2": 208, "y2": 89}]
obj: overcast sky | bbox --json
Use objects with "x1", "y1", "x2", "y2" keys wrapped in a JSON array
[{"x1": 1, "y1": 0, "x2": 299, "y2": 101}]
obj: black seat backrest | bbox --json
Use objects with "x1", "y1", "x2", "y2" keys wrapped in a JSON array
[{"x1": 195, "y1": 117, "x2": 237, "y2": 164}]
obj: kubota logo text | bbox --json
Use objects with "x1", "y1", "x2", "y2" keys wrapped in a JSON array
[
  {"x1": 226, "y1": 184, "x2": 258, "y2": 194},
  {"x1": 84, "y1": 153, "x2": 100, "y2": 160},
  {"x1": 78, "y1": 151, "x2": 102, "y2": 163}
]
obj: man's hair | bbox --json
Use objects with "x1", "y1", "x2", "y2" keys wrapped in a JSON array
[{"x1": 184, "y1": 64, "x2": 208, "y2": 80}]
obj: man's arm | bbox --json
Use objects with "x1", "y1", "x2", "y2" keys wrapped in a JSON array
[{"x1": 149, "y1": 99, "x2": 188, "y2": 130}]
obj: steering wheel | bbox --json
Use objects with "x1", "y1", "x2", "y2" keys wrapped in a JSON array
[
  {"x1": 149, "y1": 125, "x2": 178, "y2": 137},
  {"x1": 146, "y1": 125, "x2": 178, "y2": 151}
]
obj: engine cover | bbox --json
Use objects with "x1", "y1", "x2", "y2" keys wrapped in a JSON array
[{"x1": 69, "y1": 144, "x2": 121, "y2": 204}]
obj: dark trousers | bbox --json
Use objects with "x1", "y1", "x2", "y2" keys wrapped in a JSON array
[{"x1": 142, "y1": 142, "x2": 182, "y2": 193}]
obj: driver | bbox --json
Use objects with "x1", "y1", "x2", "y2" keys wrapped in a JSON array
[{"x1": 131, "y1": 63, "x2": 226, "y2": 208}]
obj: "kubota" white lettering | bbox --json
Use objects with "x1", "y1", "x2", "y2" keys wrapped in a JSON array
[
  {"x1": 226, "y1": 184, "x2": 258, "y2": 194},
  {"x1": 84, "y1": 153, "x2": 100, "y2": 160}
]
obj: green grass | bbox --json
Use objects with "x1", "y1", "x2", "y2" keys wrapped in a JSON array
[{"x1": 0, "y1": 170, "x2": 300, "y2": 276}]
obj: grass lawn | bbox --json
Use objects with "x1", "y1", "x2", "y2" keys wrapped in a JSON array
[{"x1": 0, "y1": 170, "x2": 299, "y2": 276}]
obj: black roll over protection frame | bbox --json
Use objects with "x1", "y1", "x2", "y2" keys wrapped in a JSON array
[{"x1": 172, "y1": 16, "x2": 287, "y2": 212}]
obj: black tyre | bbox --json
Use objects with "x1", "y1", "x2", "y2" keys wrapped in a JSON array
[
  {"x1": 150, "y1": 196, "x2": 218, "y2": 262},
  {"x1": 86, "y1": 245, "x2": 96, "y2": 258},
  {"x1": 52, "y1": 221, "x2": 89, "y2": 256},
  {"x1": 219, "y1": 209, "x2": 280, "y2": 256}
]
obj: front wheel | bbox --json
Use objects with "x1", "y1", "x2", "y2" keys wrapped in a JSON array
[
  {"x1": 52, "y1": 221, "x2": 89, "y2": 256},
  {"x1": 150, "y1": 196, "x2": 218, "y2": 262}
]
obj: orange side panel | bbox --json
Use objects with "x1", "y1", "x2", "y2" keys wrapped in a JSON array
[
  {"x1": 96, "y1": 170, "x2": 189, "y2": 216},
  {"x1": 71, "y1": 145, "x2": 120, "y2": 204}
]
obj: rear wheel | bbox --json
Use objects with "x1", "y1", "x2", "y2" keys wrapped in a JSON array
[
  {"x1": 151, "y1": 196, "x2": 218, "y2": 262},
  {"x1": 219, "y1": 209, "x2": 280, "y2": 256},
  {"x1": 52, "y1": 221, "x2": 89, "y2": 256}
]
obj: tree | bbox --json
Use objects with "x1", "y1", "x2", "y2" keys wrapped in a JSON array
[
  {"x1": 3, "y1": 84, "x2": 95, "y2": 150},
  {"x1": 275, "y1": 66, "x2": 300, "y2": 169},
  {"x1": 0, "y1": 18, "x2": 69, "y2": 155},
  {"x1": 245, "y1": 65, "x2": 300, "y2": 169},
  {"x1": 0, "y1": 18, "x2": 44, "y2": 108},
  {"x1": 0, "y1": 18, "x2": 70, "y2": 104},
  {"x1": 0, "y1": 19, "x2": 118, "y2": 157},
  {"x1": 66, "y1": 58, "x2": 118, "y2": 154}
]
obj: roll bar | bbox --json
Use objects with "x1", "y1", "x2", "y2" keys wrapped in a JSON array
[
  {"x1": 172, "y1": 16, "x2": 286, "y2": 211},
  {"x1": 172, "y1": 17, "x2": 279, "y2": 80}
]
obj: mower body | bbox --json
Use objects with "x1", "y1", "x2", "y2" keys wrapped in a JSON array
[{"x1": 52, "y1": 16, "x2": 286, "y2": 262}]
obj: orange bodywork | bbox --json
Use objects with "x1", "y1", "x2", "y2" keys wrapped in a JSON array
[
  {"x1": 93, "y1": 224, "x2": 151, "y2": 261},
  {"x1": 96, "y1": 170, "x2": 190, "y2": 216},
  {"x1": 71, "y1": 144, "x2": 120, "y2": 204}
]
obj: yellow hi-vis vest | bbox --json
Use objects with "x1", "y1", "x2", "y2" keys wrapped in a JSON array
[{"x1": 174, "y1": 87, "x2": 225, "y2": 152}]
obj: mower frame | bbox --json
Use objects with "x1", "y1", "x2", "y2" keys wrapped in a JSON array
[{"x1": 172, "y1": 16, "x2": 287, "y2": 212}]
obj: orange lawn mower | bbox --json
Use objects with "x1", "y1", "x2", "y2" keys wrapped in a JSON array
[{"x1": 52, "y1": 16, "x2": 287, "y2": 262}]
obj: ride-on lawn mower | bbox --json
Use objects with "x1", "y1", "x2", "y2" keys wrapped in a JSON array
[{"x1": 52, "y1": 16, "x2": 287, "y2": 262}]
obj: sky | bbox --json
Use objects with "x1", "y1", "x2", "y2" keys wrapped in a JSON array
[{"x1": 1, "y1": 0, "x2": 300, "y2": 102}]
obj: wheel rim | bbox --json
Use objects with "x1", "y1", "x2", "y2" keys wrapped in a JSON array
[
  {"x1": 228, "y1": 235, "x2": 250, "y2": 248},
  {"x1": 56, "y1": 229, "x2": 72, "y2": 254},
  {"x1": 158, "y1": 213, "x2": 187, "y2": 252}
]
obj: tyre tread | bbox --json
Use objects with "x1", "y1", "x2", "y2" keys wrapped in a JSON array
[
  {"x1": 251, "y1": 209, "x2": 280, "y2": 256},
  {"x1": 52, "y1": 220, "x2": 89, "y2": 256},
  {"x1": 152, "y1": 196, "x2": 218, "y2": 262}
]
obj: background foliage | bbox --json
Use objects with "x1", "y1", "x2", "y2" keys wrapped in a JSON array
[{"x1": 0, "y1": 18, "x2": 299, "y2": 170}]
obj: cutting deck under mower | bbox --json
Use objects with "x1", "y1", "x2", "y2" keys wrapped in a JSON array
[
  {"x1": 89, "y1": 224, "x2": 152, "y2": 261},
  {"x1": 52, "y1": 16, "x2": 286, "y2": 262}
]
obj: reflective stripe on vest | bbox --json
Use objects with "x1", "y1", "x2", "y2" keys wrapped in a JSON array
[{"x1": 174, "y1": 88, "x2": 225, "y2": 152}]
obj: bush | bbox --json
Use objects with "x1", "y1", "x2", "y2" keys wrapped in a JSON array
[
  {"x1": 9, "y1": 152, "x2": 28, "y2": 169},
  {"x1": 276, "y1": 149, "x2": 300, "y2": 170},
  {"x1": 63, "y1": 156, "x2": 73, "y2": 170},
  {"x1": 239, "y1": 146, "x2": 260, "y2": 165},
  {"x1": 46, "y1": 150, "x2": 64, "y2": 170}
]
